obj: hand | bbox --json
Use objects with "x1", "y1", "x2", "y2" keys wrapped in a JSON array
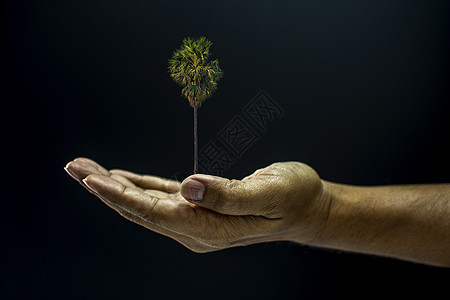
[{"x1": 64, "y1": 158, "x2": 329, "y2": 252}]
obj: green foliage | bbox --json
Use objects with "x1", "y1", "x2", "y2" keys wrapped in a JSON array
[{"x1": 168, "y1": 37, "x2": 223, "y2": 108}]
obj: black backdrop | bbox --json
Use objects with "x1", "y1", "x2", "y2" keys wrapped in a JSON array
[{"x1": 2, "y1": 0, "x2": 450, "y2": 299}]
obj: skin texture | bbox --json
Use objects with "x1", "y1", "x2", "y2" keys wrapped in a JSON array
[{"x1": 64, "y1": 157, "x2": 450, "y2": 267}]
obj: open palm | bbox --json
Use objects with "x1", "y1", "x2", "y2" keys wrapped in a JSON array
[{"x1": 64, "y1": 158, "x2": 301, "y2": 252}]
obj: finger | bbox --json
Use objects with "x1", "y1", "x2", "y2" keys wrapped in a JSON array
[
  {"x1": 74, "y1": 157, "x2": 110, "y2": 174},
  {"x1": 65, "y1": 159, "x2": 145, "y2": 203},
  {"x1": 64, "y1": 158, "x2": 110, "y2": 181},
  {"x1": 65, "y1": 160, "x2": 219, "y2": 252},
  {"x1": 83, "y1": 181, "x2": 217, "y2": 253},
  {"x1": 143, "y1": 189, "x2": 174, "y2": 199},
  {"x1": 179, "y1": 173, "x2": 277, "y2": 216},
  {"x1": 84, "y1": 174, "x2": 278, "y2": 249},
  {"x1": 110, "y1": 169, "x2": 180, "y2": 193},
  {"x1": 110, "y1": 174, "x2": 137, "y2": 189},
  {"x1": 64, "y1": 158, "x2": 112, "y2": 195},
  {"x1": 65, "y1": 159, "x2": 173, "y2": 205},
  {"x1": 83, "y1": 174, "x2": 181, "y2": 227},
  {"x1": 110, "y1": 174, "x2": 173, "y2": 199}
]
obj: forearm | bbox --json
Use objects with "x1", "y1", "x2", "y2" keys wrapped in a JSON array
[{"x1": 310, "y1": 181, "x2": 450, "y2": 267}]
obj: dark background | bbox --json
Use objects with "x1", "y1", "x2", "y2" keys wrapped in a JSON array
[{"x1": 1, "y1": 0, "x2": 449, "y2": 299}]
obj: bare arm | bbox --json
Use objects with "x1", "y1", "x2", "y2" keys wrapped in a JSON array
[
  {"x1": 310, "y1": 182, "x2": 450, "y2": 267},
  {"x1": 65, "y1": 158, "x2": 450, "y2": 267}
]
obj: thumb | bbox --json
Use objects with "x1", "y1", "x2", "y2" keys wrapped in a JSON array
[{"x1": 180, "y1": 174, "x2": 265, "y2": 216}]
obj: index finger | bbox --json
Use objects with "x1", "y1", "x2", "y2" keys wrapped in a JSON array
[
  {"x1": 110, "y1": 169, "x2": 180, "y2": 193},
  {"x1": 83, "y1": 174, "x2": 185, "y2": 228}
]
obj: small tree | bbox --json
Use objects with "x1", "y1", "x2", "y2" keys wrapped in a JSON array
[{"x1": 168, "y1": 37, "x2": 223, "y2": 174}]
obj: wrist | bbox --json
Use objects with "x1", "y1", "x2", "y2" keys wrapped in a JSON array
[
  {"x1": 284, "y1": 176, "x2": 335, "y2": 246},
  {"x1": 304, "y1": 180, "x2": 341, "y2": 246},
  {"x1": 300, "y1": 179, "x2": 336, "y2": 246}
]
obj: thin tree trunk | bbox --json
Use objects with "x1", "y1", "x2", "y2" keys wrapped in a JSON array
[{"x1": 193, "y1": 106, "x2": 198, "y2": 174}]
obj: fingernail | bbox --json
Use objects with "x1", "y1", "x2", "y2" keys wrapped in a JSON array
[
  {"x1": 181, "y1": 179, "x2": 205, "y2": 201},
  {"x1": 64, "y1": 166, "x2": 71, "y2": 175},
  {"x1": 64, "y1": 164, "x2": 77, "y2": 180},
  {"x1": 82, "y1": 178, "x2": 98, "y2": 194}
]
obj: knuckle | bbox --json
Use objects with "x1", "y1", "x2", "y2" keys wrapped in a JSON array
[
  {"x1": 227, "y1": 179, "x2": 242, "y2": 195},
  {"x1": 213, "y1": 179, "x2": 245, "y2": 212}
]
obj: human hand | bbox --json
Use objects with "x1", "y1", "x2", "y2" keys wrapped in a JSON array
[{"x1": 64, "y1": 158, "x2": 329, "y2": 252}]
